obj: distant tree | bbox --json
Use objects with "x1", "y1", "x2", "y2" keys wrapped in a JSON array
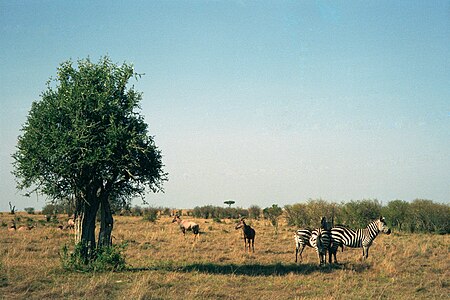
[
  {"x1": 24, "y1": 207, "x2": 35, "y2": 215},
  {"x1": 12, "y1": 56, "x2": 167, "y2": 262},
  {"x1": 408, "y1": 199, "x2": 450, "y2": 234},
  {"x1": 382, "y1": 200, "x2": 410, "y2": 231},
  {"x1": 248, "y1": 205, "x2": 261, "y2": 220},
  {"x1": 224, "y1": 200, "x2": 235, "y2": 208},
  {"x1": 263, "y1": 204, "x2": 283, "y2": 234},
  {"x1": 341, "y1": 199, "x2": 382, "y2": 228}
]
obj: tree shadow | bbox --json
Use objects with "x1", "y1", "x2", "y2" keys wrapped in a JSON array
[{"x1": 127, "y1": 261, "x2": 368, "y2": 276}]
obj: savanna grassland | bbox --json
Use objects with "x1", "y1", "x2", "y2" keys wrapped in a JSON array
[{"x1": 0, "y1": 212, "x2": 448, "y2": 300}]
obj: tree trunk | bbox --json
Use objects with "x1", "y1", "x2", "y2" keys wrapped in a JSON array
[
  {"x1": 74, "y1": 193, "x2": 100, "y2": 262},
  {"x1": 98, "y1": 195, "x2": 113, "y2": 248}
]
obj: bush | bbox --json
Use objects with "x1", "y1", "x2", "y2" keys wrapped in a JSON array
[
  {"x1": 340, "y1": 199, "x2": 382, "y2": 228},
  {"x1": 192, "y1": 205, "x2": 248, "y2": 219},
  {"x1": 130, "y1": 206, "x2": 143, "y2": 216},
  {"x1": 24, "y1": 207, "x2": 35, "y2": 214},
  {"x1": 382, "y1": 200, "x2": 410, "y2": 231},
  {"x1": 60, "y1": 242, "x2": 127, "y2": 272},
  {"x1": 263, "y1": 204, "x2": 283, "y2": 234},
  {"x1": 143, "y1": 207, "x2": 159, "y2": 222},
  {"x1": 406, "y1": 199, "x2": 450, "y2": 234},
  {"x1": 248, "y1": 205, "x2": 261, "y2": 220},
  {"x1": 42, "y1": 203, "x2": 72, "y2": 216}
]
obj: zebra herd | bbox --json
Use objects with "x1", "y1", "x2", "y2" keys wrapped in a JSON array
[{"x1": 295, "y1": 216, "x2": 391, "y2": 265}]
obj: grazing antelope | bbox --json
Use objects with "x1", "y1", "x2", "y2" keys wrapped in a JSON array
[
  {"x1": 235, "y1": 218, "x2": 256, "y2": 253},
  {"x1": 172, "y1": 215, "x2": 200, "y2": 241}
]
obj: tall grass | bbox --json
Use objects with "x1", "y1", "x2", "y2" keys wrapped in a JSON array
[{"x1": 0, "y1": 213, "x2": 448, "y2": 299}]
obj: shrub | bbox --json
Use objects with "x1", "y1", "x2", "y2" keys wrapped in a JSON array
[
  {"x1": 382, "y1": 200, "x2": 410, "y2": 231},
  {"x1": 248, "y1": 205, "x2": 261, "y2": 220},
  {"x1": 340, "y1": 199, "x2": 382, "y2": 228},
  {"x1": 407, "y1": 199, "x2": 450, "y2": 234},
  {"x1": 24, "y1": 207, "x2": 35, "y2": 214},
  {"x1": 263, "y1": 204, "x2": 283, "y2": 234},
  {"x1": 60, "y1": 242, "x2": 127, "y2": 272},
  {"x1": 130, "y1": 206, "x2": 143, "y2": 217},
  {"x1": 143, "y1": 207, "x2": 159, "y2": 222}
]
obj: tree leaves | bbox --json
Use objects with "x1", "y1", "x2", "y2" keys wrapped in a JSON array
[{"x1": 12, "y1": 56, "x2": 167, "y2": 208}]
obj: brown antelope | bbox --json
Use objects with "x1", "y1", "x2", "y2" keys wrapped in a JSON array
[
  {"x1": 172, "y1": 215, "x2": 200, "y2": 241},
  {"x1": 8, "y1": 220, "x2": 16, "y2": 232},
  {"x1": 235, "y1": 218, "x2": 256, "y2": 253},
  {"x1": 67, "y1": 218, "x2": 75, "y2": 229},
  {"x1": 17, "y1": 225, "x2": 35, "y2": 231}
]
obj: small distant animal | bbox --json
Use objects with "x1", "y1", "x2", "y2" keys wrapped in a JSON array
[
  {"x1": 17, "y1": 225, "x2": 35, "y2": 231},
  {"x1": 8, "y1": 220, "x2": 17, "y2": 232},
  {"x1": 172, "y1": 215, "x2": 200, "y2": 241},
  {"x1": 67, "y1": 218, "x2": 75, "y2": 229},
  {"x1": 235, "y1": 218, "x2": 256, "y2": 253}
]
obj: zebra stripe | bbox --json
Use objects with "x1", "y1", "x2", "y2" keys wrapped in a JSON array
[
  {"x1": 294, "y1": 229, "x2": 312, "y2": 263},
  {"x1": 330, "y1": 217, "x2": 391, "y2": 263},
  {"x1": 310, "y1": 228, "x2": 331, "y2": 265}
]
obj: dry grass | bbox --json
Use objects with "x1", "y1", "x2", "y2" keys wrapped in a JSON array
[{"x1": 0, "y1": 212, "x2": 449, "y2": 299}]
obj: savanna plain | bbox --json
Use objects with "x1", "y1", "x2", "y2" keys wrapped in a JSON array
[{"x1": 0, "y1": 213, "x2": 448, "y2": 300}]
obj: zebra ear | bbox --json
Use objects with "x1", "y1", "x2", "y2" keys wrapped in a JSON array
[{"x1": 380, "y1": 216, "x2": 385, "y2": 221}]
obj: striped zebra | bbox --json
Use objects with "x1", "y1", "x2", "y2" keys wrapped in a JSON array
[
  {"x1": 310, "y1": 227, "x2": 331, "y2": 265},
  {"x1": 294, "y1": 217, "x2": 332, "y2": 264},
  {"x1": 294, "y1": 229, "x2": 312, "y2": 263},
  {"x1": 329, "y1": 216, "x2": 391, "y2": 263}
]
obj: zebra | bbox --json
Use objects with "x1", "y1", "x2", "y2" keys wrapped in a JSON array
[
  {"x1": 310, "y1": 227, "x2": 331, "y2": 265},
  {"x1": 294, "y1": 228, "x2": 312, "y2": 263},
  {"x1": 309, "y1": 217, "x2": 332, "y2": 265},
  {"x1": 295, "y1": 217, "x2": 333, "y2": 263},
  {"x1": 329, "y1": 216, "x2": 391, "y2": 263}
]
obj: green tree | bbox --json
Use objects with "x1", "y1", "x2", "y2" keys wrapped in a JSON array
[
  {"x1": 224, "y1": 200, "x2": 235, "y2": 208},
  {"x1": 341, "y1": 199, "x2": 382, "y2": 228},
  {"x1": 263, "y1": 204, "x2": 283, "y2": 234},
  {"x1": 382, "y1": 200, "x2": 410, "y2": 231},
  {"x1": 248, "y1": 205, "x2": 261, "y2": 220},
  {"x1": 12, "y1": 57, "x2": 167, "y2": 261},
  {"x1": 408, "y1": 199, "x2": 450, "y2": 233}
]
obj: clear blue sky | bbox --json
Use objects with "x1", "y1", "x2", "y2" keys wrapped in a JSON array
[{"x1": 1, "y1": 1, "x2": 449, "y2": 211}]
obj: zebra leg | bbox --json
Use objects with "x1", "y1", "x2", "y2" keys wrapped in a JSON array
[
  {"x1": 298, "y1": 244, "x2": 306, "y2": 263},
  {"x1": 363, "y1": 246, "x2": 369, "y2": 259},
  {"x1": 329, "y1": 247, "x2": 338, "y2": 264}
]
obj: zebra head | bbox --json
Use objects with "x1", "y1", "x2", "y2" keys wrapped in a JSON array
[{"x1": 377, "y1": 216, "x2": 391, "y2": 235}]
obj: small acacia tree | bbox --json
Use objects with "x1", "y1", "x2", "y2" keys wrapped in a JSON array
[
  {"x1": 12, "y1": 56, "x2": 167, "y2": 261},
  {"x1": 224, "y1": 200, "x2": 235, "y2": 208}
]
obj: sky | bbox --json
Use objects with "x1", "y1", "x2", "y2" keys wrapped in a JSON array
[{"x1": 0, "y1": 1, "x2": 449, "y2": 212}]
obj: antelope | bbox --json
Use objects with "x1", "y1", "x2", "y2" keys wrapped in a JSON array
[
  {"x1": 172, "y1": 215, "x2": 200, "y2": 241},
  {"x1": 8, "y1": 220, "x2": 16, "y2": 232},
  {"x1": 235, "y1": 218, "x2": 256, "y2": 253},
  {"x1": 17, "y1": 225, "x2": 35, "y2": 231},
  {"x1": 67, "y1": 218, "x2": 75, "y2": 229}
]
